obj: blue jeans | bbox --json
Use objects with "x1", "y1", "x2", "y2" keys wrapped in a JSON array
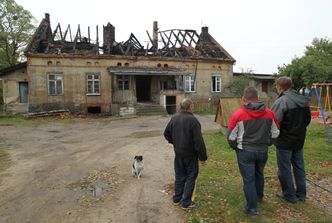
[
  {"x1": 276, "y1": 148, "x2": 306, "y2": 200},
  {"x1": 173, "y1": 156, "x2": 199, "y2": 207},
  {"x1": 236, "y1": 149, "x2": 268, "y2": 212}
]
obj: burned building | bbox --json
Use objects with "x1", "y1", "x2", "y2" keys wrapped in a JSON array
[{"x1": 0, "y1": 13, "x2": 235, "y2": 115}]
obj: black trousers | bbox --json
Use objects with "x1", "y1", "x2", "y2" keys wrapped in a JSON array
[{"x1": 173, "y1": 156, "x2": 199, "y2": 207}]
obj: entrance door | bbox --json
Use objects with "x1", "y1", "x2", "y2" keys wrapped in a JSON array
[
  {"x1": 166, "y1": 96, "x2": 176, "y2": 114},
  {"x1": 19, "y1": 82, "x2": 28, "y2": 103},
  {"x1": 136, "y1": 76, "x2": 151, "y2": 102}
]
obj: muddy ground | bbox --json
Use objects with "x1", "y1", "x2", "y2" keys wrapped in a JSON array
[{"x1": 0, "y1": 115, "x2": 219, "y2": 223}]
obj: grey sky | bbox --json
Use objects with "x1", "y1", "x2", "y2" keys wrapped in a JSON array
[{"x1": 16, "y1": 0, "x2": 332, "y2": 74}]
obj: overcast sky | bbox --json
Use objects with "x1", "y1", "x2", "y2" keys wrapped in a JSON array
[{"x1": 16, "y1": 0, "x2": 332, "y2": 74}]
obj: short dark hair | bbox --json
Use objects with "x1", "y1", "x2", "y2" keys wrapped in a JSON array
[
  {"x1": 276, "y1": 76, "x2": 292, "y2": 90},
  {"x1": 180, "y1": 98, "x2": 193, "y2": 111},
  {"x1": 243, "y1": 87, "x2": 258, "y2": 101}
]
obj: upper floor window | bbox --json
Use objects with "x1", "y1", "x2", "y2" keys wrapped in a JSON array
[
  {"x1": 48, "y1": 74, "x2": 63, "y2": 95},
  {"x1": 184, "y1": 75, "x2": 196, "y2": 92},
  {"x1": 212, "y1": 76, "x2": 222, "y2": 92},
  {"x1": 118, "y1": 75, "x2": 129, "y2": 90},
  {"x1": 86, "y1": 73, "x2": 100, "y2": 95}
]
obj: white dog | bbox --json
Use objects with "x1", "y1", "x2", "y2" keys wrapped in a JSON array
[{"x1": 132, "y1": 155, "x2": 144, "y2": 179}]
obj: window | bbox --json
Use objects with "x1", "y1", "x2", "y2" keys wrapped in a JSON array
[
  {"x1": 184, "y1": 75, "x2": 195, "y2": 92},
  {"x1": 160, "y1": 76, "x2": 177, "y2": 90},
  {"x1": 212, "y1": 76, "x2": 222, "y2": 92},
  {"x1": 48, "y1": 74, "x2": 63, "y2": 95},
  {"x1": 118, "y1": 75, "x2": 129, "y2": 90},
  {"x1": 262, "y1": 81, "x2": 268, "y2": 93},
  {"x1": 86, "y1": 73, "x2": 100, "y2": 95}
]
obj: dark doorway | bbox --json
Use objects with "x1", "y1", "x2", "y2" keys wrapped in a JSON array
[
  {"x1": 88, "y1": 106, "x2": 101, "y2": 113},
  {"x1": 19, "y1": 82, "x2": 28, "y2": 103},
  {"x1": 166, "y1": 96, "x2": 176, "y2": 114},
  {"x1": 136, "y1": 76, "x2": 151, "y2": 102}
]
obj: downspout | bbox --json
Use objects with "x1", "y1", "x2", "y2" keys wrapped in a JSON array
[{"x1": 193, "y1": 60, "x2": 198, "y2": 90}]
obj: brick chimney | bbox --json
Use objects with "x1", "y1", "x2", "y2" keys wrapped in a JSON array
[
  {"x1": 201, "y1": 26, "x2": 209, "y2": 33},
  {"x1": 45, "y1": 13, "x2": 50, "y2": 22},
  {"x1": 153, "y1": 21, "x2": 158, "y2": 49},
  {"x1": 103, "y1": 23, "x2": 115, "y2": 45}
]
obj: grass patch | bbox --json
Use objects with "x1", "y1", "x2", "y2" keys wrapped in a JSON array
[
  {"x1": 0, "y1": 114, "x2": 73, "y2": 126},
  {"x1": 194, "y1": 107, "x2": 217, "y2": 115},
  {"x1": 185, "y1": 123, "x2": 332, "y2": 222}
]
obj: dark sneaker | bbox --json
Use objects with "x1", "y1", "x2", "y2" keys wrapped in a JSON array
[
  {"x1": 173, "y1": 200, "x2": 182, "y2": 206},
  {"x1": 182, "y1": 201, "x2": 199, "y2": 210},
  {"x1": 240, "y1": 203, "x2": 258, "y2": 217},
  {"x1": 276, "y1": 192, "x2": 297, "y2": 203}
]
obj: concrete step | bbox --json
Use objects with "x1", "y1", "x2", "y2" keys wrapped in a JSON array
[
  {"x1": 135, "y1": 103, "x2": 167, "y2": 116},
  {"x1": 5, "y1": 103, "x2": 28, "y2": 114}
]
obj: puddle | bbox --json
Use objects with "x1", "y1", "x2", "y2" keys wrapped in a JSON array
[
  {"x1": 67, "y1": 169, "x2": 119, "y2": 202},
  {"x1": 0, "y1": 149, "x2": 11, "y2": 171},
  {"x1": 130, "y1": 130, "x2": 161, "y2": 138},
  {"x1": 0, "y1": 149, "x2": 12, "y2": 185},
  {"x1": 92, "y1": 181, "x2": 107, "y2": 198}
]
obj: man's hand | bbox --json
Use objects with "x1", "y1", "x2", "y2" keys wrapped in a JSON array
[{"x1": 199, "y1": 160, "x2": 206, "y2": 166}]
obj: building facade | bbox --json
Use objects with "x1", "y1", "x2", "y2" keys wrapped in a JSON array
[{"x1": 0, "y1": 14, "x2": 235, "y2": 115}]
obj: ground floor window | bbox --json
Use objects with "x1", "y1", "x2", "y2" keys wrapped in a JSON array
[
  {"x1": 118, "y1": 75, "x2": 129, "y2": 90},
  {"x1": 48, "y1": 74, "x2": 63, "y2": 95},
  {"x1": 160, "y1": 76, "x2": 177, "y2": 90},
  {"x1": 86, "y1": 73, "x2": 100, "y2": 95},
  {"x1": 212, "y1": 76, "x2": 222, "y2": 92},
  {"x1": 184, "y1": 75, "x2": 195, "y2": 92},
  {"x1": 262, "y1": 81, "x2": 268, "y2": 93}
]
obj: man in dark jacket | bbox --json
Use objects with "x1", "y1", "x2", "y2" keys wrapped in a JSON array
[
  {"x1": 164, "y1": 98, "x2": 207, "y2": 209},
  {"x1": 228, "y1": 87, "x2": 279, "y2": 216},
  {"x1": 271, "y1": 77, "x2": 311, "y2": 203}
]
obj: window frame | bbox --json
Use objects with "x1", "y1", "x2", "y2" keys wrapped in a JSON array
[
  {"x1": 86, "y1": 73, "x2": 101, "y2": 95},
  {"x1": 184, "y1": 75, "x2": 196, "y2": 92},
  {"x1": 211, "y1": 75, "x2": 222, "y2": 92},
  {"x1": 117, "y1": 75, "x2": 129, "y2": 90},
  {"x1": 47, "y1": 73, "x2": 63, "y2": 95}
]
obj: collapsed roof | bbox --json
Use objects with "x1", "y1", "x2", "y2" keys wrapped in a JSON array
[{"x1": 25, "y1": 13, "x2": 235, "y2": 62}]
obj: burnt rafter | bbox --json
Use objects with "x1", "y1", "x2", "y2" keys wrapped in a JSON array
[
  {"x1": 113, "y1": 33, "x2": 145, "y2": 56},
  {"x1": 148, "y1": 29, "x2": 202, "y2": 57},
  {"x1": 159, "y1": 29, "x2": 200, "y2": 48},
  {"x1": 26, "y1": 14, "x2": 235, "y2": 61}
]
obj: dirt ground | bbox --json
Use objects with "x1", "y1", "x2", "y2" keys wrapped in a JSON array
[{"x1": 0, "y1": 115, "x2": 220, "y2": 223}]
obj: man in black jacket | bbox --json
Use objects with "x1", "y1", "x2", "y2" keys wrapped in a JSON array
[
  {"x1": 271, "y1": 77, "x2": 311, "y2": 203},
  {"x1": 164, "y1": 98, "x2": 207, "y2": 209}
]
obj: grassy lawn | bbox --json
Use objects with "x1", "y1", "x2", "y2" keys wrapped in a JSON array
[
  {"x1": 0, "y1": 114, "x2": 74, "y2": 126},
  {"x1": 186, "y1": 123, "x2": 332, "y2": 223}
]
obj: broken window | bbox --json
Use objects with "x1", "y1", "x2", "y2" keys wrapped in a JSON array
[
  {"x1": 184, "y1": 75, "x2": 196, "y2": 92},
  {"x1": 48, "y1": 74, "x2": 63, "y2": 95},
  {"x1": 86, "y1": 73, "x2": 101, "y2": 95},
  {"x1": 160, "y1": 76, "x2": 177, "y2": 90},
  {"x1": 212, "y1": 76, "x2": 222, "y2": 92},
  {"x1": 118, "y1": 75, "x2": 129, "y2": 90}
]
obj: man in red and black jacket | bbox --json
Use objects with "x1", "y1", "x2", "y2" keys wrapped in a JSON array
[{"x1": 228, "y1": 87, "x2": 279, "y2": 217}]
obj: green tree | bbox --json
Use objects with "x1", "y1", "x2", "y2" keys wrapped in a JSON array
[
  {"x1": 223, "y1": 68, "x2": 252, "y2": 97},
  {"x1": 278, "y1": 38, "x2": 332, "y2": 89},
  {"x1": 0, "y1": 0, "x2": 36, "y2": 69}
]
